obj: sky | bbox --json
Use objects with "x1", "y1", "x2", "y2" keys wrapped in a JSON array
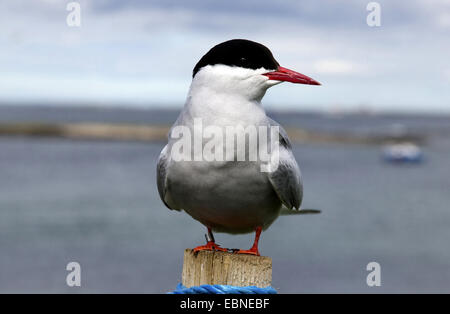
[{"x1": 0, "y1": 0, "x2": 449, "y2": 113}]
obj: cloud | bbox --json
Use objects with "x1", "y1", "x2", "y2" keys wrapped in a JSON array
[
  {"x1": 313, "y1": 59, "x2": 365, "y2": 75},
  {"x1": 437, "y1": 13, "x2": 450, "y2": 27},
  {"x1": 0, "y1": 0, "x2": 449, "y2": 112}
]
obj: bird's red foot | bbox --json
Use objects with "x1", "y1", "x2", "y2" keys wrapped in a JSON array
[
  {"x1": 234, "y1": 226, "x2": 262, "y2": 256},
  {"x1": 236, "y1": 248, "x2": 260, "y2": 256},
  {"x1": 193, "y1": 241, "x2": 228, "y2": 253}
]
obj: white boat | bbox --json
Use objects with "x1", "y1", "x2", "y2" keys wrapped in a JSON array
[{"x1": 382, "y1": 142, "x2": 423, "y2": 163}]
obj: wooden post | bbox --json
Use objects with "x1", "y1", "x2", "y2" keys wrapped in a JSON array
[{"x1": 182, "y1": 249, "x2": 272, "y2": 288}]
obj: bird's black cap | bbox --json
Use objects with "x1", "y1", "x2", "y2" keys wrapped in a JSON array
[{"x1": 193, "y1": 39, "x2": 279, "y2": 78}]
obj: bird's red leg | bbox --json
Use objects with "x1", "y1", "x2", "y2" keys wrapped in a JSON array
[
  {"x1": 193, "y1": 227, "x2": 228, "y2": 253},
  {"x1": 236, "y1": 226, "x2": 262, "y2": 256}
]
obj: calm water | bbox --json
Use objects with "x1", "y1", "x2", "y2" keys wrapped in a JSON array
[{"x1": 1, "y1": 106, "x2": 450, "y2": 293}]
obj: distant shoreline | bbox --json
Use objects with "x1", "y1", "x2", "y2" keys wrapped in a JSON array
[
  {"x1": 1, "y1": 103, "x2": 449, "y2": 118},
  {"x1": 0, "y1": 122, "x2": 426, "y2": 145}
]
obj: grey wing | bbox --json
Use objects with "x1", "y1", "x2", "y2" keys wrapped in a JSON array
[
  {"x1": 267, "y1": 118, "x2": 303, "y2": 210},
  {"x1": 280, "y1": 208, "x2": 321, "y2": 215},
  {"x1": 156, "y1": 145, "x2": 180, "y2": 211}
]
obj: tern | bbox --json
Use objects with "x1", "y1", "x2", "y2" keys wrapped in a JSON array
[{"x1": 157, "y1": 39, "x2": 320, "y2": 256}]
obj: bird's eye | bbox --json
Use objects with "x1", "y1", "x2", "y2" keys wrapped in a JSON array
[{"x1": 240, "y1": 57, "x2": 247, "y2": 64}]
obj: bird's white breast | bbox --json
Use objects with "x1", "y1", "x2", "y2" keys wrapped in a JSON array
[{"x1": 164, "y1": 91, "x2": 282, "y2": 234}]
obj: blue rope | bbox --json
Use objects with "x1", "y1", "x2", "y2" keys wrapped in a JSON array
[{"x1": 168, "y1": 283, "x2": 277, "y2": 294}]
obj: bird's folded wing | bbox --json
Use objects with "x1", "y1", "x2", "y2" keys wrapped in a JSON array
[
  {"x1": 266, "y1": 118, "x2": 303, "y2": 210},
  {"x1": 156, "y1": 145, "x2": 180, "y2": 211}
]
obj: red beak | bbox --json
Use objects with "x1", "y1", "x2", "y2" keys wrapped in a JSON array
[{"x1": 263, "y1": 66, "x2": 321, "y2": 85}]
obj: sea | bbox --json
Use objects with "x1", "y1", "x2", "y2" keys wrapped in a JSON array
[{"x1": 0, "y1": 105, "x2": 449, "y2": 293}]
